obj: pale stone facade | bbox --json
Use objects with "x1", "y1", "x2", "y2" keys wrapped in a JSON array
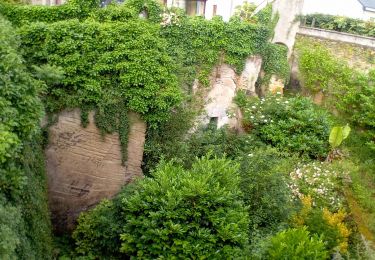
[
  {"x1": 199, "y1": 55, "x2": 262, "y2": 130},
  {"x1": 45, "y1": 109, "x2": 146, "y2": 232}
]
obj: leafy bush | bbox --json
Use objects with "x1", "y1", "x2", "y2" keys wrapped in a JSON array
[
  {"x1": 236, "y1": 93, "x2": 332, "y2": 158},
  {"x1": 74, "y1": 157, "x2": 249, "y2": 258},
  {"x1": 300, "y1": 13, "x2": 375, "y2": 37},
  {"x1": 265, "y1": 227, "x2": 328, "y2": 259},
  {"x1": 0, "y1": 15, "x2": 52, "y2": 259},
  {"x1": 293, "y1": 196, "x2": 351, "y2": 254},
  {"x1": 120, "y1": 157, "x2": 249, "y2": 258},
  {"x1": 73, "y1": 200, "x2": 123, "y2": 258},
  {"x1": 143, "y1": 104, "x2": 266, "y2": 174},
  {"x1": 239, "y1": 147, "x2": 296, "y2": 237}
]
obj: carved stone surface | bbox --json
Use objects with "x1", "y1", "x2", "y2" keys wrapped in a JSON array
[
  {"x1": 238, "y1": 56, "x2": 263, "y2": 95},
  {"x1": 45, "y1": 109, "x2": 146, "y2": 232}
]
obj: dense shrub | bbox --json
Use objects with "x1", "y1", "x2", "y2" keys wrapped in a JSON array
[
  {"x1": 236, "y1": 92, "x2": 332, "y2": 158},
  {"x1": 239, "y1": 147, "x2": 296, "y2": 237},
  {"x1": 74, "y1": 157, "x2": 249, "y2": 258},
  {"x1": 143, "y1": 120, "x2": 266, "y2": 174},
  {"x1": 120, "y1": 157, "x2": 249, "y2": 258},
  {"x1": 300, "y1": 13, "x2": 375, "y2": 37},
  {"x1": 293, "y1": 196, "x2": 351, "y2": 254},
  {"x1": 73, "y1": 200, "x2": 123, "y2": 258},
  {"x1": 265, "y1": 227, "x2": 328, "y2": 259}
]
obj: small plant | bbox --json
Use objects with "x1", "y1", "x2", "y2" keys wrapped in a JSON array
[
  {"x1": 265, "y1": 227, "x2": 328, "y2": 259},
  {"x1": 327, "y1": 125, "x2": 351, "y2": 162}
]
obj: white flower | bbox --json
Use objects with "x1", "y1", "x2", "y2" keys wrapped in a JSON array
[
  {"x1": 248, "y1": 153, "x2": 253, "y2": 157},
  {"x1": 252, "y1": 106, "x2": 256, "y2": 109},
  {"x1": 264, "y1": 119, "x2": 268, "y2": 123},
  {"x1": 285, "y1": 101, "x2": 289, "y2": 104},
  {"x1": 250, "y1": 116, "x2": 254, "y2": 119}
]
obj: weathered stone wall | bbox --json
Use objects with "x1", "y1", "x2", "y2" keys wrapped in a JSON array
[
  {"x1": 290, "y1": 35, "x2": 374, "y2": 104},
  {"x1": 272, "y1": 0, "x2": 304, "y2": 57},
  {"x1": 298, "y1": 26, "x2": 375, "y2": 49},
  {"x1": 46, "y1": 109, "x2": 146, "y2": 232},
  {"x1": 200, "y1": 56, "x2": 262, "y2": 130}
]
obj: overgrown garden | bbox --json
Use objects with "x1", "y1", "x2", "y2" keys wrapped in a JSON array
[{"x1": 1, "y1": 0, "x2": 374, "y2": 259}]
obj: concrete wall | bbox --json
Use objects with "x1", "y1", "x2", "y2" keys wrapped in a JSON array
[
  {"x1": 46, "y1": 109, "x2": 146, "y2": 232},
  {"x1": 298, "y1": 26, "x2": 375, "y2": 49}
]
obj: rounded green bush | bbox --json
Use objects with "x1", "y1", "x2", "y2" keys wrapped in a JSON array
[
  {"x1": 119, "y1": 157, "x2": 249, "y2": 258},
  {"x1": 266, "y1": 227, "x2": 328, "y2": 259},
  {"x1": 238, "y1": 93, "x2": 332, "y2": 159}
]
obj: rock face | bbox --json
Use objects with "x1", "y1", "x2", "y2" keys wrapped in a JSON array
[
  {"x1": 45, "y1": 109, "x2": 146, "y2": 232},
  {"x1": 201, "y1": 56, "x2": 262, "y2": 130},
  {"x1": 238, "y1": 56, "x2": 263, "y2": 95}
]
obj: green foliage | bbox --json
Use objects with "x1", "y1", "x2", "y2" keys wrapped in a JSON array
[
  {"x1": 329, "y1": 125, "x2": 351, "y2": 149},
  {"x1": 0, "y1": 1, "x2": 87, "y2": 26},
  {"x1": 261, "y1": 42, "x2": 290, "y2": 82},
  {"x1": 124, "y1": 0, "x2": 163, "y2": 22},
  {"x1": 294, "y1": 200, "x2": 351, "y2": 254},
  {"x1": 18, "y1": 18, "x2": 182, "y2": 127},
  {"x1": 143, "y1": 119, "x2": 265, "y2": 175},
  {"x1": 236, "y1": 93, "x2": 332, "y2": 158},
  {"x1": 296, "y1": 38, "x2": 375, "y2": 150},
  {"x1": 0, "y1": 15, "x2": 52, "y2": 259},
  {"x1": 0, "y1": 203, "x2": 21, "y2": 259},
  {"x1": 120, "y1": 157, "x2": 249, "y2": 258},
  {"x1": 239, "y1": 147, "x2": 296, "y2": 237},
  {"x1": 300, "y1": 13, "x2": 375, "y2": 37},
  {"x1": 265, "y1": 227, "x2": 328, "y2": 259},
  {"x1": 160, "y1": 5, "x2": 282, "y2": 89},
  {"x1": 74, "y1": 157, "x2": 249, "y2": 258},
  {"x1": 234, "y1": 1, "x2": 257, "y2": 23},
  {"x1": 73, "y1": 200, "x2": 123, "y2": 258},
  {"x1": 0, "y1": 15, "x2": 42, "y2": 199}
]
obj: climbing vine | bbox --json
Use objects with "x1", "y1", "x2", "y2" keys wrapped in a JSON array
[{"x1": 1, "y1": 0, "x2": 289, "y2": 163}]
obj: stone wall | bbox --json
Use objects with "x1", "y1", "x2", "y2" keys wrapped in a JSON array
[
  {"x1": 298, "y1": 26, "x2": 375, "y2": 49},
  {"x1": 272, "y1": 0, "x2": 304, "y2": 57},
  {"x1": 45, "y1": 109, "x2": 146, "y2": 232},
  {"x1": 201, "y1": 56, "x2": 262, "y2": 130}
]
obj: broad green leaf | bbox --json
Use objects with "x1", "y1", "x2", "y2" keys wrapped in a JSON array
[
  {"x1": 329, "y1": 126, "x2": 343, "y2": 148},
  {"x1": 342, "y1": 124, "x2": 351, "y2": 140}
]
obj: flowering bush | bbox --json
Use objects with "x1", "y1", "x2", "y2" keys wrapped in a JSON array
[
  {"x1": 289, "y1": 162, "x2": 345, "y2": 210},
  {"x1": 236, "y1": 92, "x2": 332, "y2": 158},
  {"x1": 293, "y1": 196, "x2": 351, "y2": 254}
]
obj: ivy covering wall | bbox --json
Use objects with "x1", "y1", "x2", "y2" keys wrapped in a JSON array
[
  {"x1": 0, "y1": 15, "x2": 52, "y2": 259},
  {"x1": 295, "y1": 36, "x2": 375, "y2": 150},
  {"x1": 0, "y1": 0, "x2": 289, "y2": 163}
]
